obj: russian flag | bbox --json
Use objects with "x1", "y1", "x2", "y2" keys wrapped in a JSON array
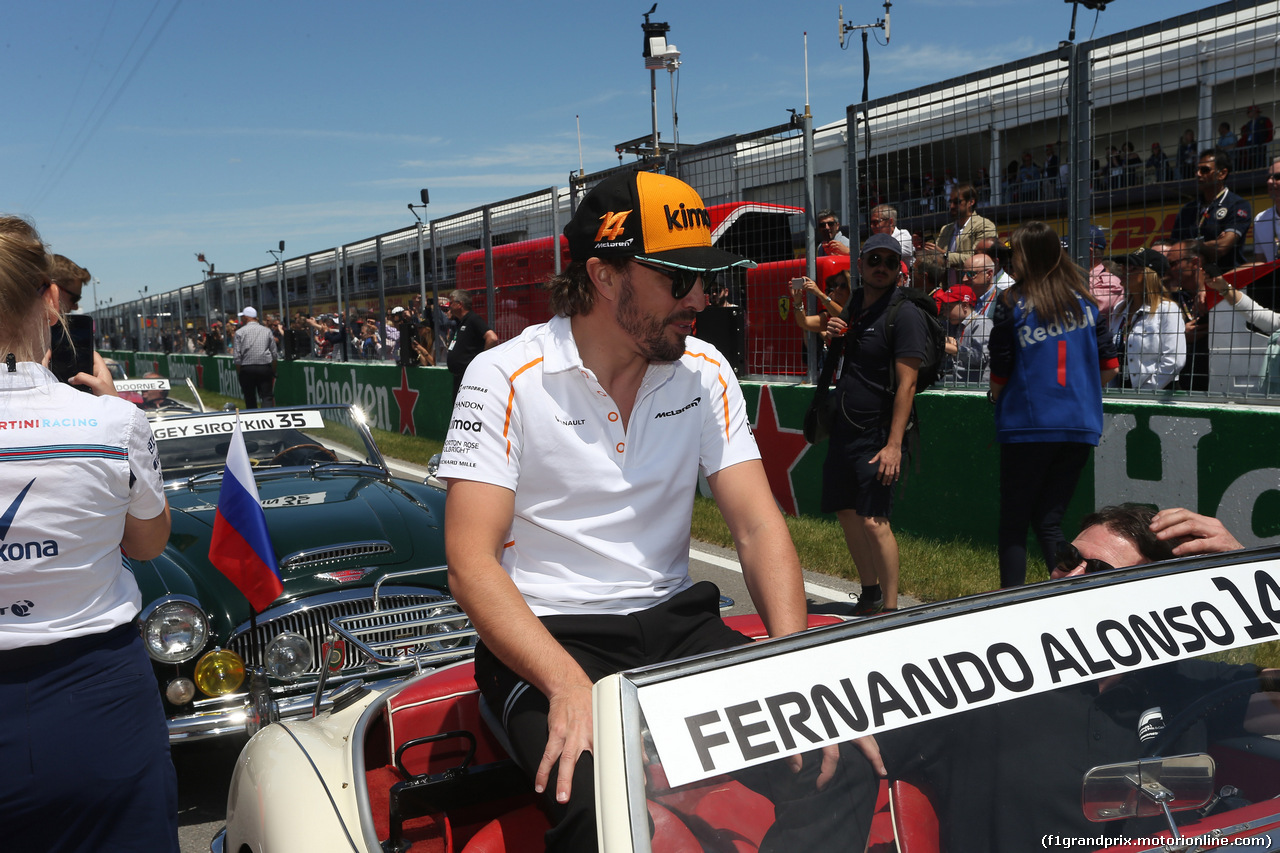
[{"x1": 209, "y1": 415, "x2": 283, "y2": 612}]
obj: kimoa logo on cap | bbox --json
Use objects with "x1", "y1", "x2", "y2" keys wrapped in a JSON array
[
  {"x1": 595, "y1": 210, "x2": 632, "y2": 242},
  {"x1": 664, "y1": 203, "x2": 710, "y2": 231}
]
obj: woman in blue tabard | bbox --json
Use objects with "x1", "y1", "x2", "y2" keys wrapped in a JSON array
[{"x1": 987, "y1": 222, "x2": 1120, "y2": 587}]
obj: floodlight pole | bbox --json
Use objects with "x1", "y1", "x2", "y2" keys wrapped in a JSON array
[{"x1": 642, "y1": 6, "x2": 671, "y2": 167}]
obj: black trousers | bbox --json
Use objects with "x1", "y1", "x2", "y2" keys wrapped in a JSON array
[
  {"x1": 997, "y1": 441, "x2": 1092, "y2": 587},
  {"x1": 473, "y1": 582, "x2": 878, "y2": 852},
  {"x1": 238, "y1": 363, "x2": 275, "y2": 409}
]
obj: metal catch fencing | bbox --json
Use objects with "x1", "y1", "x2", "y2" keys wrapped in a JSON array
[{"x1": 101, "y1": 0, "x2": 1280, "y2": 402}]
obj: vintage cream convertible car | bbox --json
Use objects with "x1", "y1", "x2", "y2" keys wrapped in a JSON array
[{"x1": 214, "y1": 546, "x2": 1280, "y2": 852}]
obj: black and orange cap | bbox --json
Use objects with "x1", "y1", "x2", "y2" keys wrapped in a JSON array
[{"x1": 565, "y1": 171, "x2": 756, "y2": 272}]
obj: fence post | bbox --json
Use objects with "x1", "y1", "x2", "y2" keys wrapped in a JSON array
[
  {"x1": 551, "y1": 186, "x2": 562, "y2": 276},
  {"x1": 483, "y1": 207, "x2": 496, "y2": 327},
  {"x1": 803, "y1": 111, "x2": 820, "y2": 385},
  {"x1": 1065, "y1": 38, "x2": 1092, "y2": 269}
]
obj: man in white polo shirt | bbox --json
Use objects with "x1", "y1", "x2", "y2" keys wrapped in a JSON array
[{"x1": 438, "y1": 171, "x2": 879, "y2": 852}]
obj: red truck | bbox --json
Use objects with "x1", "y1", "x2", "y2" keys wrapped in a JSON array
[{"x1": 453, "y1": 202, "x2": 851, "y2": 376}]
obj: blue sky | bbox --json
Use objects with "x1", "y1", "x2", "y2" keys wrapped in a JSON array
[{"x1": 5, "y1": 0, "x2": 1213, "y2": 310}]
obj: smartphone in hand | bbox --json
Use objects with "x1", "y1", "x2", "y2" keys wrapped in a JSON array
[{"x1": 49, "y1": 314, "x2": 95, "y2": 390}]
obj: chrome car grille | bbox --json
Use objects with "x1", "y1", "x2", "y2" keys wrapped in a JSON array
[
  {"x1": 280, "y1": 541, "x2": 394, "y2": 570},
  {"x1": 228, "y1": 590, "x2": 472, "y2": 678}
]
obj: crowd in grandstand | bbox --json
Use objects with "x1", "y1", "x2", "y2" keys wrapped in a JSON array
[{"x1": 797, "y1": 134, "x2": 1280, "y2": 394}]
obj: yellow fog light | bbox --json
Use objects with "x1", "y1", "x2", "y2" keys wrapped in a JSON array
[{"x1": 194, "y1": 649, "x2": 246, "y2": 697}]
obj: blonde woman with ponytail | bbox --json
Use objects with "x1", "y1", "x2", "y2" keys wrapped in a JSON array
[{"x1": 0, "y1": 216, "x2": 178, "y2": 852}]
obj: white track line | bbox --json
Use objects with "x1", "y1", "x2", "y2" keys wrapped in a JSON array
[{"x1": 689, "y1": 546, "x2": 850, "y2": 603}]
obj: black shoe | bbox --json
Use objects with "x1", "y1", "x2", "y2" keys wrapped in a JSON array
[{"x1": 851, "y1": 594, "x2": 884, "y2": 616}]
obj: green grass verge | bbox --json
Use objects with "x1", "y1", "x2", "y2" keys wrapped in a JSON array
[{"x1": 693, "y1": 494, "x2": 1007, "y2": 603}]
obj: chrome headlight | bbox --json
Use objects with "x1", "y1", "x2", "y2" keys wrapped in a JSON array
[
  {"x1": 263, "y1": 632, "x2": 313, "y2": 679},
  {"x1": 426, "y1": 453, "x2": 441, "y2": 479},
  {"x1": 142, "y1": 598, "x2": 210, "y2": 664},
  {"x1": 425, "y1": 604, "x2": 473, "y2": 652}
]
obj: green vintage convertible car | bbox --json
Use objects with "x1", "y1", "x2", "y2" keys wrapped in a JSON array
[{"x1": 133, "y1": 403, "x2": 473, "y2": 743}]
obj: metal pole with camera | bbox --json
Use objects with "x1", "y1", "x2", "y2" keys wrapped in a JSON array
[
  {"x1": 1062, "y1": 0, "x2": 1109, "y2": 270},
  {"x1": 642, "y1": 5, "x2": 673, "y2": 168},
  {"x1": 268, "y1": 240, "x2": 285, "y2": 332},
  {"x1": 408, "y1": 189, "x2": 431, "y2": 365},
  {"x1": 839, "y1": 0, "x2": 891, "y2": 260}
]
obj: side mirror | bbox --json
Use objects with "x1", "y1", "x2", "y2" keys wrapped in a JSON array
[{"x1": 1082, "y1": 753, "x2": 1215, "y2": 823}]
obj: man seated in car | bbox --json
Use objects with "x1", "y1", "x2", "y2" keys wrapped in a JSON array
[{"x1": 877, "y1": 505, "x2": 1279, "y2": 853}]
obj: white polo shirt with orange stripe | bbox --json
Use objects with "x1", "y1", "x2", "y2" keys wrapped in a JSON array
[{"x1": 438, "y1": 313, "x2": 760, "y2": 617}]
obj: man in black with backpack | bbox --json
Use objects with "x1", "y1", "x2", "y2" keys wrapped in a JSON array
[{"x1": 824, "y1": 233, "x2": 938, "y2": 615}]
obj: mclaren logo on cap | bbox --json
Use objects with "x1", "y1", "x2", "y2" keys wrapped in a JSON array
[
  {"x1": 595, "y1": 210, "x2": 632, "y2": 242},
  {"x1": 664, "y1": 203, "x2": 711, "y2": 232}
]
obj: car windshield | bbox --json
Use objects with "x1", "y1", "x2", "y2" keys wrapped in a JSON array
[
  {"x1": 148, "y1": 406, "x2": 383, "y2": 480},
  {"x1": 597, "y1": 551, "x2": 1280, "y2": 853}
]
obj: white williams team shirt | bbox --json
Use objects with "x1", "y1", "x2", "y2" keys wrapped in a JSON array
[
  {"x1": 0, "y1": 363, "x2": 166, "y2": 650},
  {"x1": 438, "y1": 314, "x2": 760, "y2": 617}
]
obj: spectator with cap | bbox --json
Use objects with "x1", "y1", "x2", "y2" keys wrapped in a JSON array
[
  {"x1": 1085, "y1": 226, "x2": 1124, "y2": 327},
  {"x1": 202, "y1": 321, "x2": 224, "y2": 356},
  {"x1": 438, "y1": 170, "x2": 880, "y2": 851},
  {"x1": 1171, "y1": 147, "x2": 1253, "y2": 270},
  {"x1": 1110, "y1": 248, "x2": 1185, "y2": 391},
  {"x1": 47, "y1": 254, "x2": 90, "y2": 314},
  {"x1": 232, "y1": 306, "x2": 278, "y2": 408},
  {"x1": 382, "y1": 307, "x2": 402, "y2": 359},
  {"x1": 823, "y1": 232, "x2": 930, "y2": 615},
  {"x1": 938, "y1": 284, "x2": 989, "y2": 384}
]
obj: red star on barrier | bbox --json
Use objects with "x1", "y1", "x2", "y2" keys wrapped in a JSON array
[
  {"x1": 751, "y1": 385, "x2": 809, "y2": 516},
  {"x1": 391, "y1": 367, "x2": 420, "y2": 435},
  {"x1": 196, "y1": 364, "x2": 204, "y2": 386}
]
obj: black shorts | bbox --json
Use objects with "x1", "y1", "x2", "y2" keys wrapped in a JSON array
[{"x1": 820, "y1": 416, "x2": 895, "y2": 518}]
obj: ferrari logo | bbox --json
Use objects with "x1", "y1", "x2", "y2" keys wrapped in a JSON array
[
  {"x1": 779, "y1": 296, "x2": 791, "y2": 320},
  {"x1": 595, "y1": 210, "x2": 632, "y2": 242}
]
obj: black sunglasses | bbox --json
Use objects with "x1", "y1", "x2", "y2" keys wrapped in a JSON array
[
  {"x1": 1054, "y1": 542, "x2": 1115, "y2": 576},
  {"x1": 863, "y1": 252, "x2": 899, "y2": 269},
  {"x1": 634, "y1": 260, "x2": 719, "y2": 300}
]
